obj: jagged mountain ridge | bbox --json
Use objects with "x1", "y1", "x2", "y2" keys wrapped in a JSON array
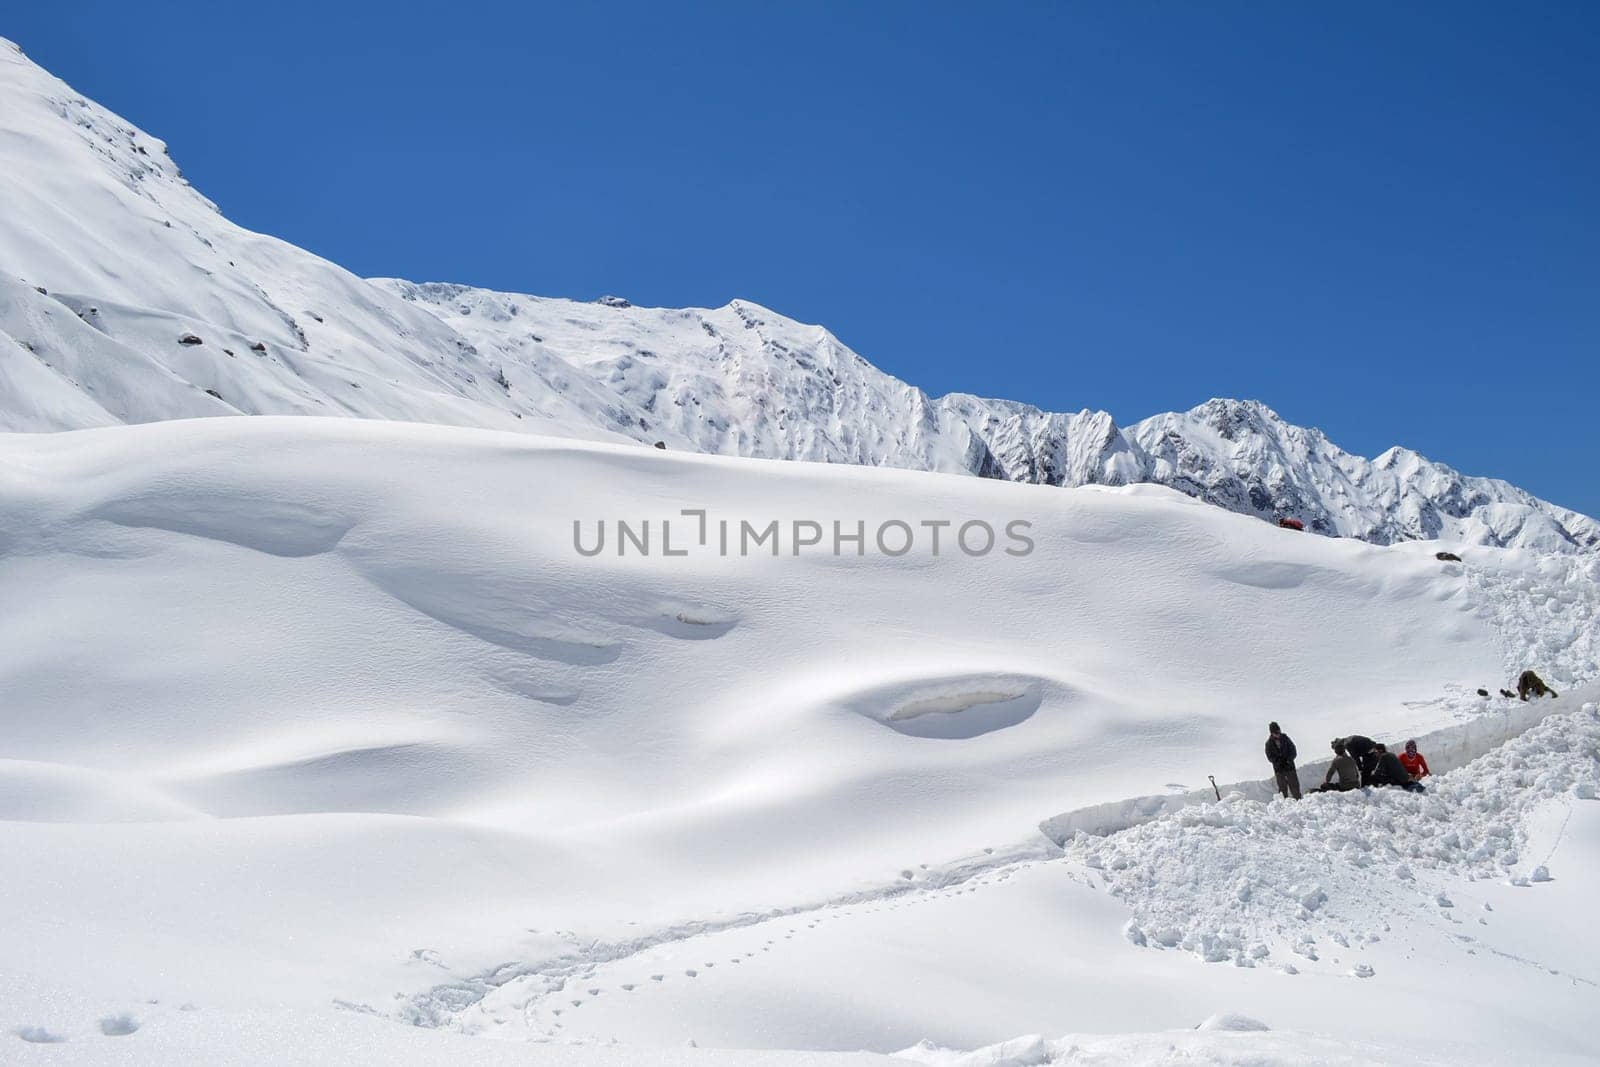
[
  {"x1": 1, "y1": 36, "x2": 1593, "y2": 555},
  {"x1": 375, "y1": 281, "x2": 1599, "y2": 555}
]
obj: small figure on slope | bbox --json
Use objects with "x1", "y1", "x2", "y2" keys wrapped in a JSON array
[
  {"x1": 1265, "y1": 721, "x2": 1301, "y2": 800},
  {"x1": 1517, "y1": 669, "x2": 1558, "y2": 701}
]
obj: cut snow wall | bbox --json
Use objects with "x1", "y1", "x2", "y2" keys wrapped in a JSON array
[{"x1": 1039, "y1": 681, "x2": 1600, "y2": 843}]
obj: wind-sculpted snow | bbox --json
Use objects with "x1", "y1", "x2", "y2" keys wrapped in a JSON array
[
  {"x1": 0, "y1": 37, "x2": 1591, "y2": 555},
  {"x1": 6, "y1": 34, "x2": 1600, "y2": 1065},
  {"x1": 1, "y1": 419, "x2": 1597, "y2": 1060}
]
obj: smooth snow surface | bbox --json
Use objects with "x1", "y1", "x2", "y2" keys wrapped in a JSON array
[
  {"x1": 2, "y1": 417, "x2": 1597, "y2": 1064},
  {"x1": 0, "y1": 35, "x2": 1593, "y2": 555}
]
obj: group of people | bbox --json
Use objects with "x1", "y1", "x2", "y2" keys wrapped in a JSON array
[{"x1": 1264, "y1": 721, "x2": 1430, "y2": 800}]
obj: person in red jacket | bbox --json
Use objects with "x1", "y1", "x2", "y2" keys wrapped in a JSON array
[{"x1": 1399, "y1": 739, "x2": 1430, "y2": 781}]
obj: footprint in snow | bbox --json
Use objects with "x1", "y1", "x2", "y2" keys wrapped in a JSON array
[
  {"x1": 684, "y1": 969, "x2": 698, "y2": 978},
  {"x1": 99, "y1": 1015, "x2": 139, "y2": 1037},
  {"x1": 650, "y1": 974, "x2": 664, "y2": 982},
  {"x1": 621, "y1": 984, "x2": 635, "y2": 992},
  {"x1": 15, "y1": 1026, "x2": 68, "y2": 1044}
]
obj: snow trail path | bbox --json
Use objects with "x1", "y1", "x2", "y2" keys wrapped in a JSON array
[{"x1": 394, "y1": 692, "x2": 1599, "y2": 1055}]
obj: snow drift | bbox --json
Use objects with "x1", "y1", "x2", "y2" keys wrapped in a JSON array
[{"x1": 1, "y1": 416, "x2": 1597, "y2": 1061}]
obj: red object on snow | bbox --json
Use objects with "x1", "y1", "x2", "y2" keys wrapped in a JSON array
[
  {"x1": 1399, "y1": 750, "x2": 1430, "y2": 778},
  {"x1": 1277, "y1": 517, "x2": 1305, "y2": 531}
]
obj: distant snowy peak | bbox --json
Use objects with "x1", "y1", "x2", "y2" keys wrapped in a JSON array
[
  {"x1": 1125, "y1": 399, "x2": 1598, "y2": 554},
  {"x1": 0, "y1": 36, "x2": 1592, "y2": 555},
  {"x1": 387, "y1": 281, "x2": 1596, "y2": 555}
]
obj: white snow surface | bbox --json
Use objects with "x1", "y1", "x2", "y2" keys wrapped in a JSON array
[
  {"x1": 1, "y1": 416, "x2": 1598, "y2": 1063},
  {"x1": 4, "y1": 33, "x2": 1600, "y2": 1066},
  {"x1": 0, "y1": 36, "x2": 1593, "y2": 555}
]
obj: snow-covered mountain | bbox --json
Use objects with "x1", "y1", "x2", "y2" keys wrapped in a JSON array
[{"x1": 1, "y1": 36, "x2": 1592, "y2": 555}]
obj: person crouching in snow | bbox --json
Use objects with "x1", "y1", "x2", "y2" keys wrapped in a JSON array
[
  {"x1": 1313, "y1": 740, "x2": 1361, "y2": 792},
  {"x1": 1265, "y1": 721, "x2": 1301, "y2": 799},
  {"x1": 1372, "y1": 743, "x2": 1425, "y2": 793},
  {"x1": 1335, "y1": 734, "x2": 1380, "y2": 786},
  {"x1": 1399, "y1": 739, "x2": 1430, "y2": 781}
]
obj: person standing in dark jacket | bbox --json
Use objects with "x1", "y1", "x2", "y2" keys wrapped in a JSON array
[
  {"x1": 1336, "y1": 734, "x2": 1380, "y2": 786},
  {"x1": 1265, "y1": 721, "x2": 1301, "y2": 800},
  {"x1": 1372, "y1": 743, "x2": 1426, "y2": 793}
]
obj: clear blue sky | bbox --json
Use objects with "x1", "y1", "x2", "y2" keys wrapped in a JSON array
[{"x1": 10, "y1": 2, "x2": 1598, "y2": 514}]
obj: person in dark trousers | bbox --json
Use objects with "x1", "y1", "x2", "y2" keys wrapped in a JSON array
[
  {"x1": 1335, "y1": 734, "x2": 1380, "y2": 786},
  {"x1": 1313, "y1": 740, "x2": 1361, "y2": 792},
  {"x1": 1265, "y1": 721, "x2": 1301, "y2": 799},
  {"x1": 1371, "y1": 743, "x2": 1426, "y2": 793}
]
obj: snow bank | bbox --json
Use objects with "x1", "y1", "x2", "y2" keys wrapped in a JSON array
[{"x1": 1067, "y1": 702, "x2": 1600, "y2": 969}]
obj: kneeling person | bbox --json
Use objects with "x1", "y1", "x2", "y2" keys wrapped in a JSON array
[{"x1": 1314, "y1": 741, "x2": 1362, "y2": 792}]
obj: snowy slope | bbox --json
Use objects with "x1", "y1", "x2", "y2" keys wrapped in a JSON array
[
  {"x1": 2, "y1": 416, "x2": 1598, "y2": 1062},
  {"x1": 382, "y1": 281, "x2": 1600, "y2": 555},
  {"x1": 0, "y1": 38, "x2": 631, "y2": 443},
  {"x1": 0, "y1": 36, "x2": 1592, "y2": 556}
]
